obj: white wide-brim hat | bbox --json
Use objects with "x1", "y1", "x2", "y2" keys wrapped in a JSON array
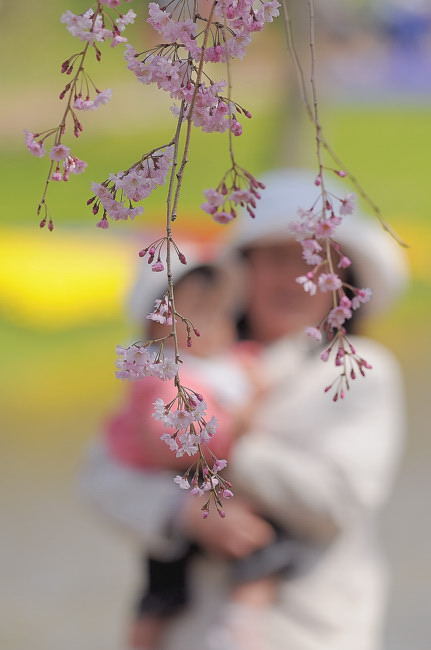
[{"x1": 227, "y1": 168, "x2": 409, "y2": 316}]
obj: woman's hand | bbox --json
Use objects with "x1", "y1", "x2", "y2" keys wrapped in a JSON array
[{"x1": 178, "y1": 496, "x2": 274, "y2": 559}]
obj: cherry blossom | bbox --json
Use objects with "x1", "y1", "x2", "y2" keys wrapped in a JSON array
[
  {"x1": 296, "y1": 274, "x2": 317, "y2": 296},
  {"x1": 147, "y1": 3, "x2": 197, "y2": 51},
  {"x1": 301, "y1": 239, "x2": 323, "y2": 265},
  {"x1": 321, "y1": 337, "x2": 374, "y2": 402},
  {"x1": 115, "y1": 344, "x2": 179, "y2": 381},
  {"x1": 73, "y1": 89, "x2": 112, "y2": 111},
  {"x1": 174, "y1": 475, "x2": 190, "y2": 490},
  {"x1": 305, "y1": 326, "x2": 322, "y2": 342},
  {"x1": 202, "y1": 168, "x2": 264, "y2": 223},
  {"x1": 146, "y1": 295, "x2": 174, "y2": 326},
  {"x1": 213, "y1": 459, "x2": 228, "y2": 472},
  {"x1": 340, "y1": 193, "x2": 356, "y2": 216},
  {"x1": 116, "y1": 9, "x2": 137, "y2": 32},
  {"x1": 88, "y1": 145, "x2": 174, "y2": 225},
  {"x1": 90, "y1": 182, "x2": 143, "y2": 223},
  {"x1": 50, "y1": 144, "x2": 71, "y2": 161},
  {"x1": 101, "y1": 0, "x2": 133, "y2": 7},
  {"x1": 60, "y1": 9, "x2": 112, "y2": 43},
  {"x1": 352, "y1": 288, "x2": 372, "y2": 310},
  {"x1": 318, "y1": 273, "x2": 342, "y2": 293},
  {"x1": 61, "y1": 7, "x2": 135, "y2": 45},
  {"x1": 214, "y1": 211, "x2": 234, "y2": 224},
  {"x1": 51, "y1": 155, "x2": 88, "y2": 181},
  {"x1": 338, "y1": 255, "x2": 352, "y2": 269},
  {"x1": 24, "y1": 131, "x2": 45, "y2": 158},
  {"x1": 327, "y1": 301, "x2": 352, "y2": 329}
]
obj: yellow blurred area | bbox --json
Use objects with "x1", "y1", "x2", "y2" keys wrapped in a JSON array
[
  {"x1": 392, "y1": 219, "x2": 431, "y2": 281},
  {"x1": 0, "y1": 227, "x2": 135, "y2": 328},
  {"x1": 0, "y1": 220, "x2": 429, "y2": 329}
]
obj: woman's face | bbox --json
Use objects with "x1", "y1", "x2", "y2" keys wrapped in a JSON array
[{"x1": 244, "y1": 240, "x2": 333, "y2": 343}]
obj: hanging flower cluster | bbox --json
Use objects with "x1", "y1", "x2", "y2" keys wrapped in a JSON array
[
  {"x1": 61, "y1": 5, "x2": 136, "y2": 46},
  {"x1": 87, "y1": 145, "x2": 175, "y2": 228},
  {"x1": 290, "y1": 179, "x2": 372, "y2": 401},
  {"x1": 154, "y1": 392, "x2": 232, "y2": 517},
  {"x1": 24, "y1": 0, "x2": 136, "y2": 230},
  {"x1": 201, "y1": 165, "x2": 265, "y2": 223},
  {"x1": 123, "y1": 0, "x2": 281, "y2": 139},
  {"x1": 115, "y1": 343, "x2": 180, "y2": 381},
  {"x1": 321, "y1": 338, "x2": 373, "y2": 402},
  {"x1": 176, "y1": 466, "x2": 234, "y2": 519},
  {"x1": 81, "y1": 0, "x2": 277, "y2": 510},
  {"x1": 146, "y1": 295, "x2": 175, "y2": 325}
]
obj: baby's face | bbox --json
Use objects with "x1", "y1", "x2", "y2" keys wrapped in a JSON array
[{"x1": 174, "y1": 276, "x2": 237, "y2": 357}]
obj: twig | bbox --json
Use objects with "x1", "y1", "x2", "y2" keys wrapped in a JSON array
[{"x1": 280, "y1": 0, "x2": 407, "y2": 247}]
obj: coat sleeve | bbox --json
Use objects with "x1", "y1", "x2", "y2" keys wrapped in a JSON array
[{"x1": 230, "y1": 343, "x2": 406, "y2": 543}]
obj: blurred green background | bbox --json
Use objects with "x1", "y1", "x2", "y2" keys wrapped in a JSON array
[{"x1": 1, "y1": 1, "x2": 430, "y2": 649}]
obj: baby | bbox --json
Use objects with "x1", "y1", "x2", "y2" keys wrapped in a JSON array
[{"x1": 104, "y1": 263, "x2": 296, "y2": 650}]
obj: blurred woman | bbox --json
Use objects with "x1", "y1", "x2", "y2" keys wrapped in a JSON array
[{"x1": 81, "y1": 169, "x2": 408, "y2": 650}]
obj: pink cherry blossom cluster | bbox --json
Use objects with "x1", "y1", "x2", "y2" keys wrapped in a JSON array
[
  {"x1": 212, "y1": 0, "x2": 281, "y2": 61},
  {"x1": 154, "y1": 393, "x2": 232, "y2": 516},
  {"x1": 89, "y1": 182, "x2": 143, "y2": 225},
  {"x1": 147, "y1": 2, "x2": 197, "y2": 53},
  {"x1": 121, "y1": 0, "x2": 279, "y2": 140},
  {"x1": 201, "y1": 166, "x2": 265, "y2": 223},
  {"x1": 180, "y1": 81, "x2": 249, "y2": 136},
  {"x1": 73, "y1": 88, "x2": 112, "y2": 111},
  {"x1": 145, "y1": 0, "x2": 280, "y2": 63},
  {"x1": 24, "y1": 136, "x2": 88, "y2": 176},
  {"x1": 289, "y1": 175, "x2": 373, "y2": 399},
  {"x1": 89, "y1": 0, "x2": 275, "y2": 508},
  {"x1": 51, "y1": 153, "x2": 88, "y2": 182},
  {"x1": 146, "y1": 295, "x2": 174, "y2": 325},
  {"x1": 101, "y1": 0, "x2": 133, "y2": 7},
  {"x1": 291, "y1": 188, "x2": 372, "y2": 329},
  {"x1": 155, "y1": 396, "x2": 215, "y2": 456},
  {"x1": 26, "y1": 2, "x2": 136, "y2": 230},
  {"x1": 87, "y1": 145, "x2": 174, "y2": 228},
  {"x1": 115, "y1": 344, "x2": 179, "y2": 381},
  {"x1": 138, "y1": 234, "x2": 187, "y2": 274},
  {"x1": 321, "y1": 337, "x2": 373, "y2": 402},
  {"x1": 24, "y1": 130, "x2": 46, "y2": 158},
  {"x1": 174, "y1": 460, "x2": 234, "y2": 519},
  {"x1": 61, "y1": 6, "x2": 136, "y2": 47},
  {"x1": 125, "y1": 46, "x2": 249, "y2": 136}
]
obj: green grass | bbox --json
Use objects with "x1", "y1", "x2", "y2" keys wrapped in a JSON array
[{"x1": 324, "y1": 106, "x2": 431, "y2": 224}]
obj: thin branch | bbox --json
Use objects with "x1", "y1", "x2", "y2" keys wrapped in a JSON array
[{"x1": 280, "y1": 0, "x2": 407, "y2": 247}]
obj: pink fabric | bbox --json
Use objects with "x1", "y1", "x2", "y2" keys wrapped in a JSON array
[{"x1": 105, "y1": 367, "x2": 236, "y2": 471}]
